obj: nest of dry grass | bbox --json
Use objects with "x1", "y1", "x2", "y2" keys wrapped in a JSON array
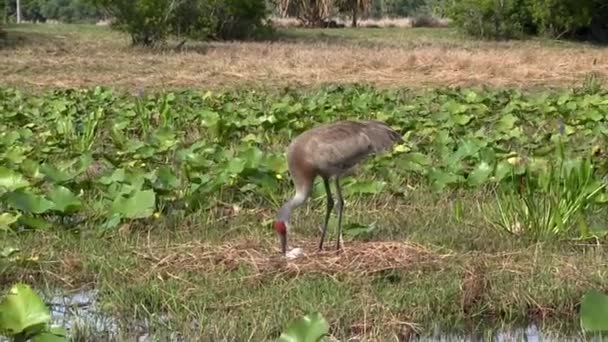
[{"x1": 133, "y1": 239, "x2": 450, "y2": 281}]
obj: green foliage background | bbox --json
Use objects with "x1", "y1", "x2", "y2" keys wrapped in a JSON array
[
  {"x1": 92, "y1": 0, "x2": 270, "y2": 45},
  {"x1": 1, "y1": 85, "x2": 608, "y2": 234},
  {"x1": 447, "y1": 0, "x2": 608, "y2": 40}
]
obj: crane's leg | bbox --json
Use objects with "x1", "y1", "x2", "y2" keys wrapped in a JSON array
[
  {"x1": 335, "y1": 177, "x2": 344, "y2": 251},
  {"x1": 318, "y1": 176, "x2": 334, "y2": 251}
]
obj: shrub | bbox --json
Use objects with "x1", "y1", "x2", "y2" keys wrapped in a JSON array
[
  {"x1": 486, "y1": 136, "x2": 608, "y2": 242},
  {"x1": 446, "y1": 0, "x2": 533, "y2": 39},
  {"x1": 94, "y1": 0, "x2": 177, "y2": 46},
  {"x1": 211, "y1": 0, "x2": 270, "y2": 40},
  {"x1": 528, "y1": 0, "x2": 608, "y2": 40},
  {"x1": 40, "y1": 0, "x2": 104, "y2": 24},
  {"x1": 448, "y1": 0, "x2": 608, "y2": 41},
  {"x1": 95, "y1": 0, "x2": 270, "y2": 46},
  {"x1": 169, "y1": 0, "x2": 270, "y2": 41},
  {"x1": 487, "y1": 157, "x2": 607, "y2": 241}
]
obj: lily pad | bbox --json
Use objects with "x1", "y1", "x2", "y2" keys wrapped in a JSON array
[
  {"x1": 0, "y1": 283, "x2": 51, "y2": 336},
  {"x1": 278, "y1": 312, "x2": 330, "y2": 342}
]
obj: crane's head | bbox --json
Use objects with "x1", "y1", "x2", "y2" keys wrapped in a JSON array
[{"x1": 273, "y1": 220, "x2": 287, "y2": 255}]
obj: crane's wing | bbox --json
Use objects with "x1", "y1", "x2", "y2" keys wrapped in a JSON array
[{"x1": 293, "y1": 120, "x2": 402, "y2": 174}]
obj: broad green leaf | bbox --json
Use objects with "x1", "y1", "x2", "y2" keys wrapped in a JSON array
[
  {"x1": 580, "y1": 289, "x2": 608, "y2": 332},
  {"x1": 32, "y1": 332, "x2": 69, "y2": 342},
  {"x1": 153, "y1": 127, "x2": 178, "y2": 151},
  {"x1": 200, "y1": 110, "x2": 221, "y2": 136},
  {"x1": 447, "y1": 138, "x2": 482, "y2": 165},
  {"x1": 112, "y1": 189, "x2": 156, "y2": 219},
  {"x1": 494, "y1": 161, "x2": 514, "y2": 181},
  {"x1": 48, "y1": 186, "x2": 82, "y2": 214},
  {"x1": 18, "y1": 215, "x2": 53, "y2": 230},
  {"x1": 266, "y1": 154, "x2": 288, "y2": 174},
  {"x1": 0, "y1": 131, "x2": 20, "y2": 145},
  {"x1": 39, "y1": 164, "x2": 74, "y2": 183},
  {"x1": 101, "y1": 213, "x2": 122, "y2": 230},
  {"x1": 452, "y1": 114, "x2": 473, "y2": 126},
  {"x1": 0, "y1": 167, "x2": 30, "y2": 194},
  {"x1": 464, "y1": 90, "x2": 480, "y2": 103},
  {"x1": 242, "y1": 133, "x2": 262, "y2": 143},
  {"x1": 0, "y1": 283, "x2": 51, "y2": 335},
  {"x1": 0, "y1": 212, "x2": 21, "y2": 230},
  {"x1": 583, "y1": 110, "x2": 603, "y2": 122},
  {"x1": 226, "y1": 158, "x2": 246, "y2": 175},
  {"x1": 49, "y1": 325, "x2": 68, "y2": 337},
  {"x1": 98, "y1": 168, "x2": 126, "y2": 185},
  {"x1": 240, "y1": 147, "x2": 264, "y2": 169},
  {"x1": 1, "y1": 246, "x2": 20, "y2": 258},
  {"x1": 496, "y1": 114, "x2": 518, "y2": 132},
  {"x1": 468, "y1": 161, "x2": 493, "y2": 186},
  {"x1": 393, "y1": 152, "x2": 430, "y2": 173},
  {"x1": 20, "y1": 159, "x2": 44, "y2": 180},
  {"x1": 430, "y1": 169, "x2": 462, "y2": 192},
  {"x1": 346, "y1": 180, "x2": 385, "y2": 195},
  {"x1": 155, "y1": 166, "x2": 180, "y2": 190},
  {"x1": 277, "y1": 312, "x2": 330, "y2": 342},
  {"x1": 442, "y1": 101, "x2": 468, "y2": 115},
  {"x1": 3, "y1": 146, "x2": 29, "y2": 164},
  {"x1": 5, "y1": 191, "x2": 54, "y2": 214}
]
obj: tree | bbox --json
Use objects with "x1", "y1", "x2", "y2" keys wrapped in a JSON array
[
  {"x1": 93, "y1": 0, "x2": 270, "y2": 46},
  {"x1": 447, "y1": 0, "x2": 608, "y2": 42},
  {"x1": 94, "y1": 0, "x2": 182, "y2": 46},
  {"x1": 336, "y1": 0, "x2": 372, "y2": 27},
  {"x1": 40, "y1": 0, "x2": 104, "y2": 23},
  {"x1": 290, "y1": 0, "x2": 335, "y2": 27}
]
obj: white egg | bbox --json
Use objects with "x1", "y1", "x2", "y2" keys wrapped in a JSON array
[{"x1": 286, "y1": 247, "x2": 303, "y2": 260}]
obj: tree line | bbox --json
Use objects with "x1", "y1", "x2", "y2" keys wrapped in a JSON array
[{"x1": 1, "y1": 0, "x2": 607, "y2": 45}]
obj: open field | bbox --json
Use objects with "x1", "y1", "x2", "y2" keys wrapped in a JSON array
[
  {"x1": 1, "y1": 23, "x2": 608, "y2": 92},
  {"x1": 2, "y1": 83, "x2": 608, "y2": 340}
]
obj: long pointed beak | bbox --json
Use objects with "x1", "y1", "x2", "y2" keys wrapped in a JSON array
[{"x1": 280, "y1": 234, "x2": 287, "y2": 255}]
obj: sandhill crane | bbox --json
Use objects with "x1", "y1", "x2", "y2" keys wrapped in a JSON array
[{"x1": 273, "y1": 120, "x2": 403, "y2": 255}]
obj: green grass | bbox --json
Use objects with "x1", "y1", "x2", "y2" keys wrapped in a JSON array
[
  {"x1": 277, "y1": 26, "x2": 464, "y2": 46},
  {"x1": 5, "y1": 21, "x2": 587, "y2": 49},
  {"x1": 2, "y1": 193, "x2": 607, "y2": 340},
  {"x1": 2, "y1": 85, "x2": 608, "y2": 340}
]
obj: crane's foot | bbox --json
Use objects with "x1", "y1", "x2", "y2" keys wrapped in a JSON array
[{"x1": 335, "y1": 234, "x2": 344, "y2": 253}]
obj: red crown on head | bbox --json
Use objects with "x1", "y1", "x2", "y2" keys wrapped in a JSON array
[{"x1": 274, "y1": 221, "x2": 287, "y2": 235}]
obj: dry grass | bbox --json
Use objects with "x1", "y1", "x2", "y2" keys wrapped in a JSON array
[
  {"x1": 131, "y1": 239, "x2": 447, "y2": 281},
  {"x1": 270, "y1": 15, "x2": 450, "y2": 28},
  {"x1": 2, "y1": 23, "x2": 607, "y2": 92}
]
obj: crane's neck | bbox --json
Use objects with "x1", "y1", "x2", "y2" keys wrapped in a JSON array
[{"x1": 277, "y1": 190, "x2": 308, "y2": 223}]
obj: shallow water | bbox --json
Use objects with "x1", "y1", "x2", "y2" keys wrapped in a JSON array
[
  {"x1": 412, "y1": 323, "x2": 585, "y2": 341},
  {"x1": 46, "y1": 288, "x2": 119, "y2": 339},
  {"x1": 0, "y1": 288, "x2": 591, "y2": 341}
]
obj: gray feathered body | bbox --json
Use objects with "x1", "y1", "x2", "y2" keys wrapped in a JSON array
[
  {"x1": 287, "y1": 120, "x2": 403, "y2": 180},
  {"x1": 275, "y1": 119, "x2": 403, "y2": 252}
]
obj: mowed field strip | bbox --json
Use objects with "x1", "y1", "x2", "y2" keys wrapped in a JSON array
[{"x1": 2, "y1": 24, "x2": 607, "y2": 91}]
